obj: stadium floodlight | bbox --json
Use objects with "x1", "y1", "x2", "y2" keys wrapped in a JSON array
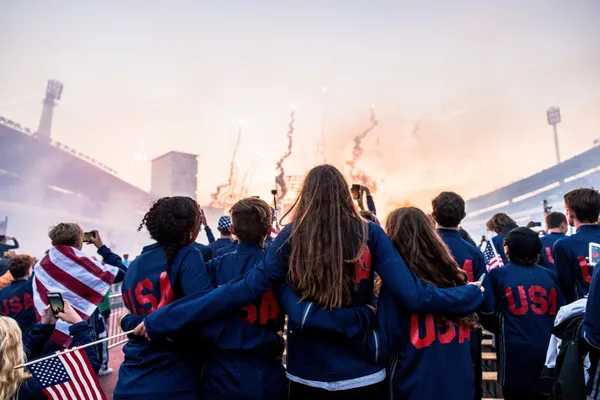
[
  {"x1": 46, "y1": 80, "x2": 63, "y2": 101},
  {"x1": 547, "y1": 107, "x2": 561, "y2": 164}
]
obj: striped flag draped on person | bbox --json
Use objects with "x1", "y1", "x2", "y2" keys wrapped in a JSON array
[
  {"x1": 32, "y1": 245, "x2": 120, "y2": 347},
  {"x1": 483, "y1": 239, "x2": 504, "y2": 271}
]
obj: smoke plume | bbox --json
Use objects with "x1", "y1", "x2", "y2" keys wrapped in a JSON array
[
  {"x1": 210, "y1": 125, "x2": 242, "y2": 208},
  {"x1": 275, "y1": 107, "x2": 295, "y2": 203},
  {"x1": 345, "y1": 106, "x2": 378, "y2": 190}
]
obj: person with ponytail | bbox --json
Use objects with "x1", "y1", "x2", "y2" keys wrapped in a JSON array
[
  {"x1": 114, "y1": 196, "x2": 213, "y2": 400},
  {"x1": 135, "y1": 166, "x2": 484, "y2": 398}
]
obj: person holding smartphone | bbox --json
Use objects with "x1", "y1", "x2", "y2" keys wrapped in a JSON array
[{"x1": 0, "y1": 300, "x2": 100, "y2": 400}]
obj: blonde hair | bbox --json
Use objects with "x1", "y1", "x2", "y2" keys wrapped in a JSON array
[
  {"x1": 0, "y1": 316, "x2": 30, "y2": 400},
  {"x1": 48, "y1": 223, "x2": 83, "y2": 246}
]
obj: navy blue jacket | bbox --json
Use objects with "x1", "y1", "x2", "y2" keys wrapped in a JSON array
[
  {"x1": 0, "y1": 278, "x2": 36, "y2": 335},
  {"x1": 584, "y1": 257, "x2": 600, "y2": 398},
  {"x1": 115, "y1": 243, "x2": 212, "y2": 397},
  {"x1": 207, "y1": 237, "x2": 234, "y2": 255},
  {"x1": 438, "y1": 228, "x2": 486, "y2": 283},
  {"x1": 145, "y1": 223, "x2": 484, "y2": 383},
  {"x1": 553, "y1": 224, "x2": 600, "y2": 303},
  {"x1": 482, "y1": 263, "x2": 563, "y2": 393},
  {"x1": 539, "y1": 232, "x2": 566, "y2": 271},
  {"x1": 192, "y1": 242, "x2": 213, "y2": 263},
  {"x1": 492, "y1": 234, "x2": 508, "y2": 266},
  {"x1": 215, "y1": 241, "x2": 238, "y2": 257},
  {"x1": 17, "y1": 322, "x2": 99, "y2": 400},
  {"x1": 202, "y1": 242, "x2": 286, "y2": 399}
]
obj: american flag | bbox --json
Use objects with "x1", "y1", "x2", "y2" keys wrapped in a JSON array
[
  {"x1": 28, "y1": 348, "x2": 106, "y2": 400},
  {"x1": 33, "y1": 245, "x2": 120, "y2": 347},
  {"x1": 483, "y1": 240, "x2": 504, "y2": 271}
]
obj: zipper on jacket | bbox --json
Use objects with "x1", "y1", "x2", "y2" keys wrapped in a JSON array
[{"x1": 300, "y1": 303, "x2": 313, "y2": 331}]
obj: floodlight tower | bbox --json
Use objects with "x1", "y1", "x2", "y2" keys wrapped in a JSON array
[{"x1": 36, "y1": 79, "x2": 63, "y2": 140}]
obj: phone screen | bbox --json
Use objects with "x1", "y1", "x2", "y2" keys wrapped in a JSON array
[
  {"x1": 589, "y1": 243, "x2": 600, "y2": 267},
  {"x1": 351, "y1": 185, "x2": 360, "y2": 199},
  {"x1": 478, "y1": 273, "x2": 487, "y2": 283},
  {"x1": 83, "y1": 231, "x2": 95, "y2": 243},
  {"x1": 46, "y1": 293, "x2": 64, "y2": 315}
]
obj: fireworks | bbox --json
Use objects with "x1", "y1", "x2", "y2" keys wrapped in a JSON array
[
  {"x1": 345, "y1": 105, "x2": 378, "y2": 191},
  {"x1": 275, "y1": 106, "x2": 296, "y2": 203},
  {"x1": 209, "y1": 123, "x2": 242, "y2": 208}
]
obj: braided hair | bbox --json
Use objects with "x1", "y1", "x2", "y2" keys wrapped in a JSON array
[{"x1": 138, "y1": 197, "x2": 202, "y2": 268}]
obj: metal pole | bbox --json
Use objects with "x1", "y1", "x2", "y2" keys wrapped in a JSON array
[{"x1": 553, "y1": 123, "x2": 561, "y2": 164}]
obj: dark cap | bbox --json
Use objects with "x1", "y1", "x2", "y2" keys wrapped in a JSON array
[{"x1": 504, "y1": 227, "x2": 542, "y2": 259}]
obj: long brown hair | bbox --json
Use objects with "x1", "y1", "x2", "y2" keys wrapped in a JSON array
[
  {"x1": 284, "y1": 165, "x2": 367, "y2": 309},
  {"x1": 385, "y1": 207, "x2": 478, "y2": 330}
]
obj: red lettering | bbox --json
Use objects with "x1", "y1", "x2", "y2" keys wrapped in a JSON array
[
  {"x1": 157, "y1": 271, "x2": 175, "y2": 309},
  {"x1": 458, "y1": 324, "x2": 471, "y2": 344},
  {"x1": 548, "y1": 288, "x2": 558, "y2": 316},
  {"x1": 352, "y1": 247, "x2": 372, "y2": 285},
  {"x1": 243, "y1": 304, "x2": 257, "y2": 324},
  {"x1": 410, "y1": 314, "x2": 435, "y2": 349},
  {"x1": 545, "y1": 247, "x2": 554, "y2": 264},
  {"x1": 9, "y1": 296, "x2": 23, "y2": 313},
  {"x1": 127, "y1": 288, "x2": 136, "y2": 314},
  {"x1": 437, "y1": 320, "x2": 456, "y2": 344},
  {"x1": 259, "y1": 290, "x2": 280, "y2": 324},
  {"x1": 579, "y1": 256, "x2": 593, "y2": 283},
  {"x1": 122, "y1": 291, "x2": 131, "y2": 312},
  {"x1": 462, "y1": 260, "x2": 474, "y2": 282},
  {"x1": 23, "y1": 293, "x2": 33, "y2": 310},
  {"x1": 134, "y1": 279, "x2": 158, "y2": 315},
  {"x1": 528, "y1": 286, "x2": 548, "y2": 315},
  {"x1": 506, "y1": 286, "x2": 528, "y2": 315},
  {"x1": 1, "y1": 299, "x2": 9, "y2": 315}
]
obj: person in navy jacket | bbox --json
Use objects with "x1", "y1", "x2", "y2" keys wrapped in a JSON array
[
  {"x1": 0, "y1": 301, "x2": 100, "y2": 400},
  {"x1": 135, "y1": 165, "x2": 484, "y2": 399},
  {"x1": 583, "y1": 245, "x2": 600, "y2": 399},
  {"x1": 481, "y1": 227, "x2": 563, "y2": 400},
  {"x1": 538, "y1": 212, "x2": 568, "y2": 271},
  {"x1": 202, "y1": 198, "x2": 286, "y2": 400},
  {"x1": 432, "y1": 191, "x2": 486, "y2": 400},
  {"x1": 115, "y1": 196, "x2": 213, "y2": 400},
  {"x1": 553, "y1": 188, "x2": 600, "y2": 304},
  {"x1": 207, "y1": 215, "x2": 235, "y2": 255},
  {"x1": 0, "y1": 255, "x2": 36, "y2": 336},
  {"x1": 486, "y1": 213, "x2": 518, "y2": 266}
]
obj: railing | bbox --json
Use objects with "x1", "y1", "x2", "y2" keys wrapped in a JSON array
[{"x1": 106, "y1": 283, "x2": 128, "y2": 349}]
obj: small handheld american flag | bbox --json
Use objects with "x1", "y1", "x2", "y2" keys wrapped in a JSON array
[
  {"x1": 484, "y1": 240, "x2": 504, "y2": 271},
  {"x1": 28, "y1": 348, "x2": 106, "y2": 400}
]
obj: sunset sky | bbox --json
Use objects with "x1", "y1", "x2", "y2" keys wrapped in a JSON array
[{"x1": 1, "y1": 0, "x2": 599, "y2": 213}]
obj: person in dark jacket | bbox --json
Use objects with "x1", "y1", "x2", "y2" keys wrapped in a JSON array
[
  {"x1": 215, "y1": 240, "x2": 238, "y2": 257},
  {"x1": 486, "y1": 213, "x2": 518, "y2": 266},
  {"x1": 432, "y1": 191, "x2": 486, "y2": 400},
  {"x1": 0, "y1": 301, "x2": 100, "y2": 400},
  {"x1": 0, "y1": 255, "x2": 36, "y2": 336},
  {"x1": 481, "y1": 227, "x2": 563, "y2": 400},
  {"x1": 583, "y1": 248, "x2": 600, "y2": 399},
  {"x1": 0, "y1": 235, "x2": 19, "y2": 258},
  {"x1": 553, "y1": 188, "x2": 600, "y2": 303},
  {"x1": 202, "y1": 198, "x2": 285, "y2": 400},
  {"x1": 538, "y1": 212, "x2": 568, "y2": 271},
  {"x1": 207, "y1": 215, "x2": 235, "y2": 255},
  {"x1": 135, "y1": 165, "x2": 485, "y2": 400},
  {"x1": 115, "y1": 196, "x2": 213, "y2": 400}
]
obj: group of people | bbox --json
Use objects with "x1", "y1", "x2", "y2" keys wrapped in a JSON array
[{"x1": 1, "y1": 163, "x2": 600, "y2": 400}]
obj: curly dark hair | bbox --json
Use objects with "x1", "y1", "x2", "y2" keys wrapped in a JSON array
[
  {"x1": 138, "y1": 196, "x2": 202, "y2": 268},
  {"x1": 432, "y1": 191, "x2": 466, "y2": 228}
]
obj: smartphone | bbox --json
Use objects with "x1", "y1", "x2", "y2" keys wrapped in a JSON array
[
  {"x1": 271, "y1": 189, "x2": 278, "y2": 195},
  {"x1": 351, "y1": 184, "x2": 361, "y2": 199},
  {"x1": 478, "y1": 273, "x2": 487, "y2": 283},
  {"x1": 83, "y1": 231, "x2": 96, "y2": 243},
  {"x1": 531, "y1": 222, "x2": 542, "y2": 227},
  {"x1": 589, "y1": 242, "x2": 600, "y2": 267},
  {"x1": 46, "y1": 292, "x2": 65, "y2": 316}
]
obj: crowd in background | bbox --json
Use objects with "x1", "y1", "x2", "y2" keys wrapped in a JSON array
[{"x1": 0, "y1": 164, "x2": 599, "y2": 400}]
